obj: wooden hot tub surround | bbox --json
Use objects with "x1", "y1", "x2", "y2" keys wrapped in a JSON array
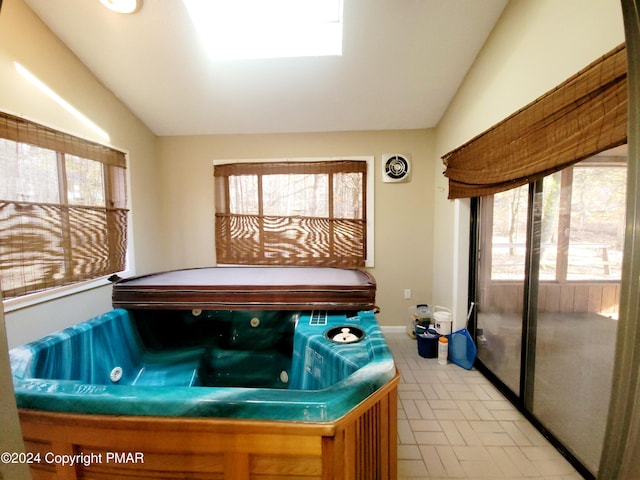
[{"x1": 19, "y1": 371, "x2": 398, "y2": 480}]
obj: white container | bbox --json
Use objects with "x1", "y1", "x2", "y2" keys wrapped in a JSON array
[
  {"x1": 433, "y1": 306, "x2": 452, "y2": 335},
  {"x1": 438, "y1": 337, "x2": 448, "y2": 365}
]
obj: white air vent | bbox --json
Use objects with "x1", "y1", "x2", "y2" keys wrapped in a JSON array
[{"x1": 382, "y1": 154, "x2": 411, "y2": 183}]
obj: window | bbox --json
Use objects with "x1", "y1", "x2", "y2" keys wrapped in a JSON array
[
  {"x1": 0, "y1": 112, "x2": 128, "y2": 300},
  {"x1": 474, "y1": 146, "x2": 627, "y2": 475},
  {"x1": 214, "y1": 159, "x2": 370, "y2": 267},
  {"x1": 487, "y1": 152, "x2": 627, "y2": 283},
  {"x1": 485, "y1": 184, "x2": 528, "y2": 281},
  {"x1": 566, "y1": 159, "x2": 626, "y2": 280}
]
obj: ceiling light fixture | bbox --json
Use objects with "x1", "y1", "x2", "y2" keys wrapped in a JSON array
[
  {"x1": 99, "y1": 0, "x2": 141, "y2": 14},
  {"x1": 183, "y1": 0, "x2": 343, "y2": 61}
]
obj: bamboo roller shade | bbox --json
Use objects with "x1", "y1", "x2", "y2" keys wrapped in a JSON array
[{"x1": 442, "y1": 43, "x2": 628, "y2": 199}]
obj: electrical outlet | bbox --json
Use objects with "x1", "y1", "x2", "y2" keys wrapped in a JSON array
[{"x1": 404, "y1": 288, "x2": 411, "y2": 299}]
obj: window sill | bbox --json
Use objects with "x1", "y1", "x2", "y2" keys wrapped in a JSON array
[{"x1": 2, "y1": 271, "x2": 132, "y2": 313}]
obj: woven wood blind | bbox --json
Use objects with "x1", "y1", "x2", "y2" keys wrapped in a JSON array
[
  {"x1": 0, "y1": 112, "x2": 128, "y2": 299},
  {"x1": 0, "y1": 113, "x2": 126, "y2": 168},
  {"x1": 214, "y1": 160, "x2": 367, "y2": 267},
  {"x1": 442, "y1": 43, "x2": 628, "y2": 199}
]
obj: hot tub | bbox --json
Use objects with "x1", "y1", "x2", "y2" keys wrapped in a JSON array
[{"x1": 10, "y1": 267, "x2": 398, "y2": 480}]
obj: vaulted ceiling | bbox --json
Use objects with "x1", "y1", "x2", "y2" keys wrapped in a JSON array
[{"x1": 24, "y1": 0, "x2": 508, "y2": 136}]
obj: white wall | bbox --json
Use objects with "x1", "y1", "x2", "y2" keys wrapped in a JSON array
[
  {"x1": 433, "y1": 0, "x2": 626, "y2": 330},
  {"x1": 0, "y1": 0, "x2": 164, "y2": 347}
]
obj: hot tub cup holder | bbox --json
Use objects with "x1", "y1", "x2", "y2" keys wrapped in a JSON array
[{"x1": 325, "y1": 326, "x2": 365, "y2": 344}]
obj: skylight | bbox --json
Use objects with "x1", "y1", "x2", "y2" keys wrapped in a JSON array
[{"x1": 183, "y1": 0, "x2": 343, "y2": 61}]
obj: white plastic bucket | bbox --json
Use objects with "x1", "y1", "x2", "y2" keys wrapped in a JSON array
[{"x1": 433, "y1": 306, "x2": 452, "y2": 335}]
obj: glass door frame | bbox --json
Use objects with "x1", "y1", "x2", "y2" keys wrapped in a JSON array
[
  {"x1": 521, "y1": 181, "x2": 541, "y2": 412},
  {"x1": 469, "y1": 182, "x2": 596, "y2": 480}
]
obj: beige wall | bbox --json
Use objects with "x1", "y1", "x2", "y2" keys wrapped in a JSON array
[
  {"x1": 157, "y1": 130, "x2": 435, "y2": 327},
  {"x1": 0, "y1": 1, "x2": 162, "y2": 468},
  {"x1": 0, "y1": 0, "x2": 163, "y2": 347},
  {"x1": 433, "y1": 0, "x2": 625, "y2": 330}
]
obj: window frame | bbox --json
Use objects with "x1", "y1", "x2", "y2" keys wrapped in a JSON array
[
  {"x1": 0, "y1": 112, "x2": 133, "y2": 312},
  {"x1": 483, "y1": 155, "x2": 627, "y2": 285},
  {"x1": 213, "y1": 156, "x2": 375, "y2": 267}
]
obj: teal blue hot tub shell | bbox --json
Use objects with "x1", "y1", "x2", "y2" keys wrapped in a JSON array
[{"x1": 10, "y1": 309, "x2": 395, "y2": 422}]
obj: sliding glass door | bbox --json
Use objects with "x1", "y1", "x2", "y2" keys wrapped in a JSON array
[{"x1": 473, "y1": 146, "x2": 626, "y2": 476}]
